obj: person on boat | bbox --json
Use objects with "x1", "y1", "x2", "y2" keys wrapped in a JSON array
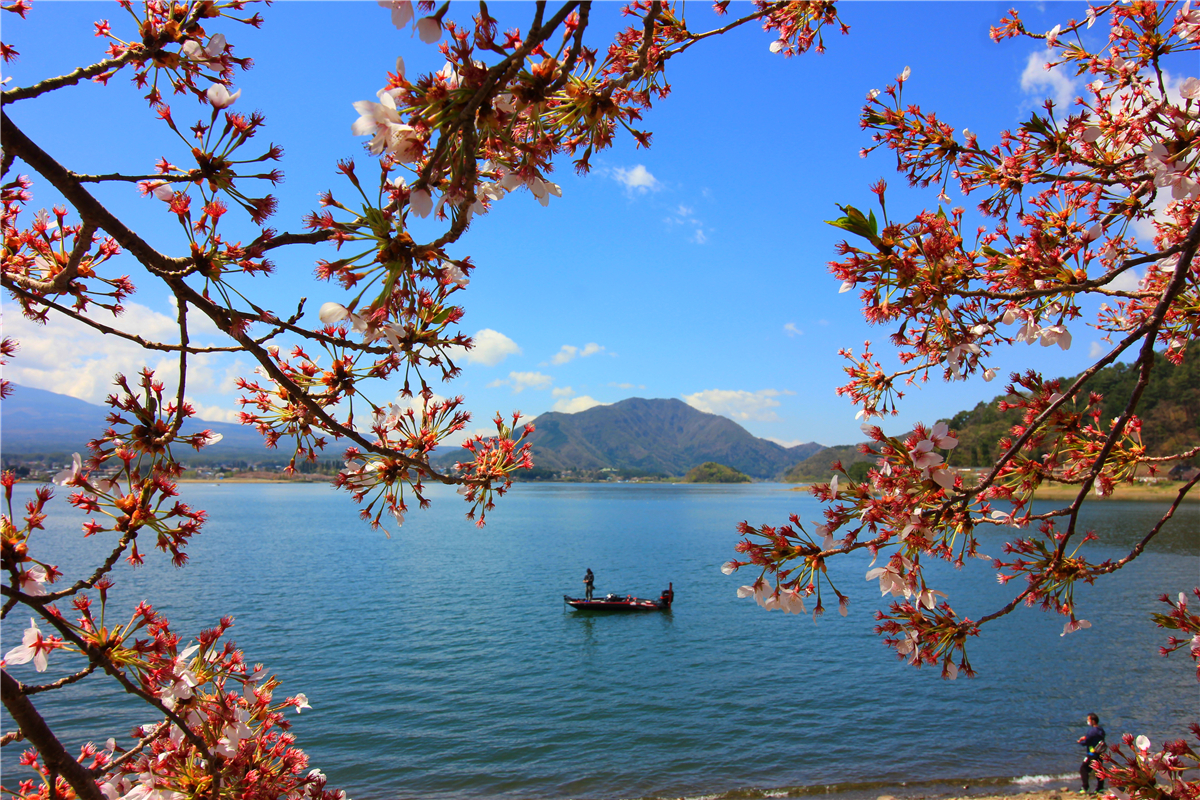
[
  {"x1": 659, "y1": 583, "x2": 674, "y2": 607},
  {"x1": 583, "y1": 568, "x2": 594, "y2": 601},
  {"x1": 1077, "y1": 713, "x2": 1107, "y2": 794}
]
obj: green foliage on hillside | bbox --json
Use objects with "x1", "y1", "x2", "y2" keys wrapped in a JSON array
[
  {"x1": 683, "y1": 462, "x2": 752, "y2": 483},
  {"x1": 782, "y1": 444, "x2": 878, "y2": 483},
  {"x1": 947, "y1": 350, "x2": 1199, "y2": 465},
  {"x1": 780, "y1": 350, "x2": 1198, "y2": 480}
]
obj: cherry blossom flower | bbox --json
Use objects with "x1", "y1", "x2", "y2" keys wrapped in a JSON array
[
  {"x1": 52, "y1": 452, "x2": 82, "y2": 486},
  {"x1": 294, "y1": 693, "x2": 312, "y2": 713},
  {"x1": 18, "y1": 566, "x2": 48, "y2": 596},
  {"x1": 915, "y1": 586, "x2": 946, "y2": 610},
  {"x1": 528, "y1": 177, "x2": 562, "y2": 207},
  {"x1": 319, "y1": 302, "x2": 351, "y2": 324},
  {"x1": 928, "y1": 421, "x2": 957, "y2": 449},
  {"x1": 909, "y1": 439, "x2": 944, "y2": 470},
  {"x1": 1039, "y1": 324, "x2": 1072, "y2": 350},
  {"x1": 442, "y1": 264, "x2": 469, "y2": 288},
  {"x1": 816, "y1": 524, "x2": 835, "y2": 550},
  {"x1": 866, "y1": 556, "x2": 912, "y2": 598},
  {"x1": 720, "y1": 561, "x2": 737, "y2": 575},
  {"x1": 379, "y1": 0, "x2": 414, "y2": 29},
  {"x1": 351, "y1": 89, "x2": 422, "y2": 161},
  {"x1": 182, "y1": 32, "x2": 227, "y2": 62},
  {"x1": 410, "y1": 189, "x2": 433, "y2": 217},
  {"x1": 1061, "y1": 617, "x2": 1092, "y2": 636},
  {"x1": 780, "y1": 587, "x2": 807, "y2": 615},
  {"x1": 417, "y1": 16, "x2": 442, "y2": 43},
  {"x1": 318, "y1": 302, "x2": 369, "y2": 334},
  {"x1": 895, "y1": 630, "x2": 920, "y2": 664},
  {"x1": 3, "y1": 617, "x2": 54, "y2": 672},
  {"x1": 206, "y1": 84, "x2": 241, "y2": 110}
]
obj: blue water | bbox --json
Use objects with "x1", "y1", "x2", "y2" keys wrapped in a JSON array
[{"x1": 2, "y1": 482, "x2": 1197, "y2": 799}]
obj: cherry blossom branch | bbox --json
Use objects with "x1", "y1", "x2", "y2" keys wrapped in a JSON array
[
  {"x1": 1097, "y1": 469, "x2": 1200, "y2": 575},
  {"x1": 1, "y1": 283, "x2": 294, "y2": 354},
  {"x1": 1054, "y1": 216, "x2": 1200, "y2": 543},
  {"x1": 21, "y1": 662, "x2": 98, "y2": 695},
  {"x1": 0, "y1": 670, "x2": 106, "y2": 800},
  {"x1": 1, "y1": 111, "x2": 193, "y2": 277},
  {"x1": 33, "y1": 605, "x2": 218, "y2": 767},
  {"x1": 1143, "y1": 445, "x2": 1200, "y2": 463},
  {"x1": 73, "y1": 171, "x2": 199, "y2": 184},
  {"x1": 166, "y1": 277, "x2": 462, "y2": 483},
  {"x1": 0, "y1": 46, "x2": 144, "y2": 104},
  {"x1": 3, "y1": 221, "x2": 96, "y2": 295},
  {"x1": 87, "y1": 721, "x2": 169, "y2": 777}
]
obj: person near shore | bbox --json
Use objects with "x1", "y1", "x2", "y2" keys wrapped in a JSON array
[
  {"x1": 583, "y1": 568, "x2": 594, "y2": 601},
  {"x1": 1077, "y1": 713, "x2": 1107, "y2": 794}
]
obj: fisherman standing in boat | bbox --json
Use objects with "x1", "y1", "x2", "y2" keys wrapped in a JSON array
[{"x1": 583, "y1": 568, "x2": 595, "y2": 601}]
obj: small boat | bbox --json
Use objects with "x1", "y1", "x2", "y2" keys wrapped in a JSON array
[{"x1": 564, "y1": 583, "x2": 673, "y2": 612}]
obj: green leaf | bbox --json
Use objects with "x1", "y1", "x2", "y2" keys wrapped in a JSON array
[{"x1": 827, "y1": 205, "x2": 881, "y2": 245}]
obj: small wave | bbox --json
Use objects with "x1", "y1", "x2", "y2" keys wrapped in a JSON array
[{"x1": 1013, "y1": 773, "x2": 1075, "y2": 786}]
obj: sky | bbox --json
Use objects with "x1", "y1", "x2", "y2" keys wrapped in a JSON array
[{"x1": 3, "y1": 1, "x2": 1188, "y2": 449}]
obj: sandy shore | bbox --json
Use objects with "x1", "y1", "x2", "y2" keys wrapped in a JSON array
[{"x1": 888, "y1": 790, "x2": 1084, "y2": 800}]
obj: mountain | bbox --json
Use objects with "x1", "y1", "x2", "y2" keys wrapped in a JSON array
[
  {"x1": 947, "y1": 349, "x2": 1200, "y2": 466},
  {"x1": 781, "y1": 443, "x2": 876, "y2": 483},
  {"x1": 1, "y1": 384, "x2": 287, "y2": 465},
  {"x1": 516, "y1": 398, "x2": 823, "y2": 479}
]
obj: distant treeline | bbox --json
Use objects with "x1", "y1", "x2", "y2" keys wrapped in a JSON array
[{"x1": 784, "y1": 349, "x2": 1198, "y2": 481}]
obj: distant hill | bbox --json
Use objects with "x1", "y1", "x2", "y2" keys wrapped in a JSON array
[
  {"x1": 511, "y1": 398, "x2": 823, "y2": 479},
  {"x1": 1, "y1": 384, "x2": 288, "y2": 465},
  {"x1": 781, "y1": 443, "x2": 876, "y2": 483},
  {"x1": 782, "y1": 350, "x2": 1200, "y2": 481},
  {"x1": 948, "y1": 349, "x2": 1199, "y2": 466},
  {"x1": 683, "y1": 462, "x2": 751, "y2": 483}
]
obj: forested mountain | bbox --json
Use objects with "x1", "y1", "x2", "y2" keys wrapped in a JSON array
[
  {"x1": 947, "y1": 350, "x2": 1199, "y2": 466},
  {"x1": 518, "y1": 398, "x2": 824, "y2": 479}
]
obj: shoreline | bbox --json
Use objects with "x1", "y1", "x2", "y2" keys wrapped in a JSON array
[
  {"x1": 644, "y1": 774, "x2": 1085, "y2": 800},
  {"x1": 788, "y1": 481, "x2": 1197, "y2": 503}
]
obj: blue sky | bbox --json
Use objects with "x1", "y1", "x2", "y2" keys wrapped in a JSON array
[{"x1": 4, "y1": 2, "x2": 1183, "y2": 450}]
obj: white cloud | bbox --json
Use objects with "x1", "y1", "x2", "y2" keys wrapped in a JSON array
[
  {"x1": 1088, "y1": 341, "x2": 1107, "y2": 359},
  {"x1": 784, "y1": 322, "x2": 803, "y2": 337},
  {"x1": 553, "y1": 395, "x2": 605, "y2": 413},
  {"x1": 192, "y1": 403, "x2": 242, "y2": 424},
  {"x1": 1020, "y1": 47, "x2": 1078, "y2": 109},
  {"x1": 552, "y1": 386, "x2": 575, "y2": 398},
  {"x1": 494, "y1": 371, "x2": 551, "y2": 393},
  {"x1": 608, "y1": 382, "x2": 645, "y2": 390},
  {"x1": 682, "y1": 388, "x2": 795, "y2": 422},
  {"x1": 765, "y1": 437, "x2": 809, "y2": 448},
  {"x1": 549, "y1": 342, "x2": 606, "y2": 365},
  {"x1": 691, "y1": 229, "x2": 708, "y2": 245},
  {"x1": 1106, "y1": 267, "x2": 1143, "y2": 293},
  {"x1": 446, "y1": 328, "x2": 521, "y2": 367},
  {"x1": 2, "y1": 301, "x2": 235, "y2": 413},
  {"x1": 612, "y1": 164, "x2": 660, "y2": 194}
]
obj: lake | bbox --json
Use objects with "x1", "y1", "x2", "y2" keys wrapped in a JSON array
[{"x1": 2, "y1": 482, "x2": 1196, "y2": 800}]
